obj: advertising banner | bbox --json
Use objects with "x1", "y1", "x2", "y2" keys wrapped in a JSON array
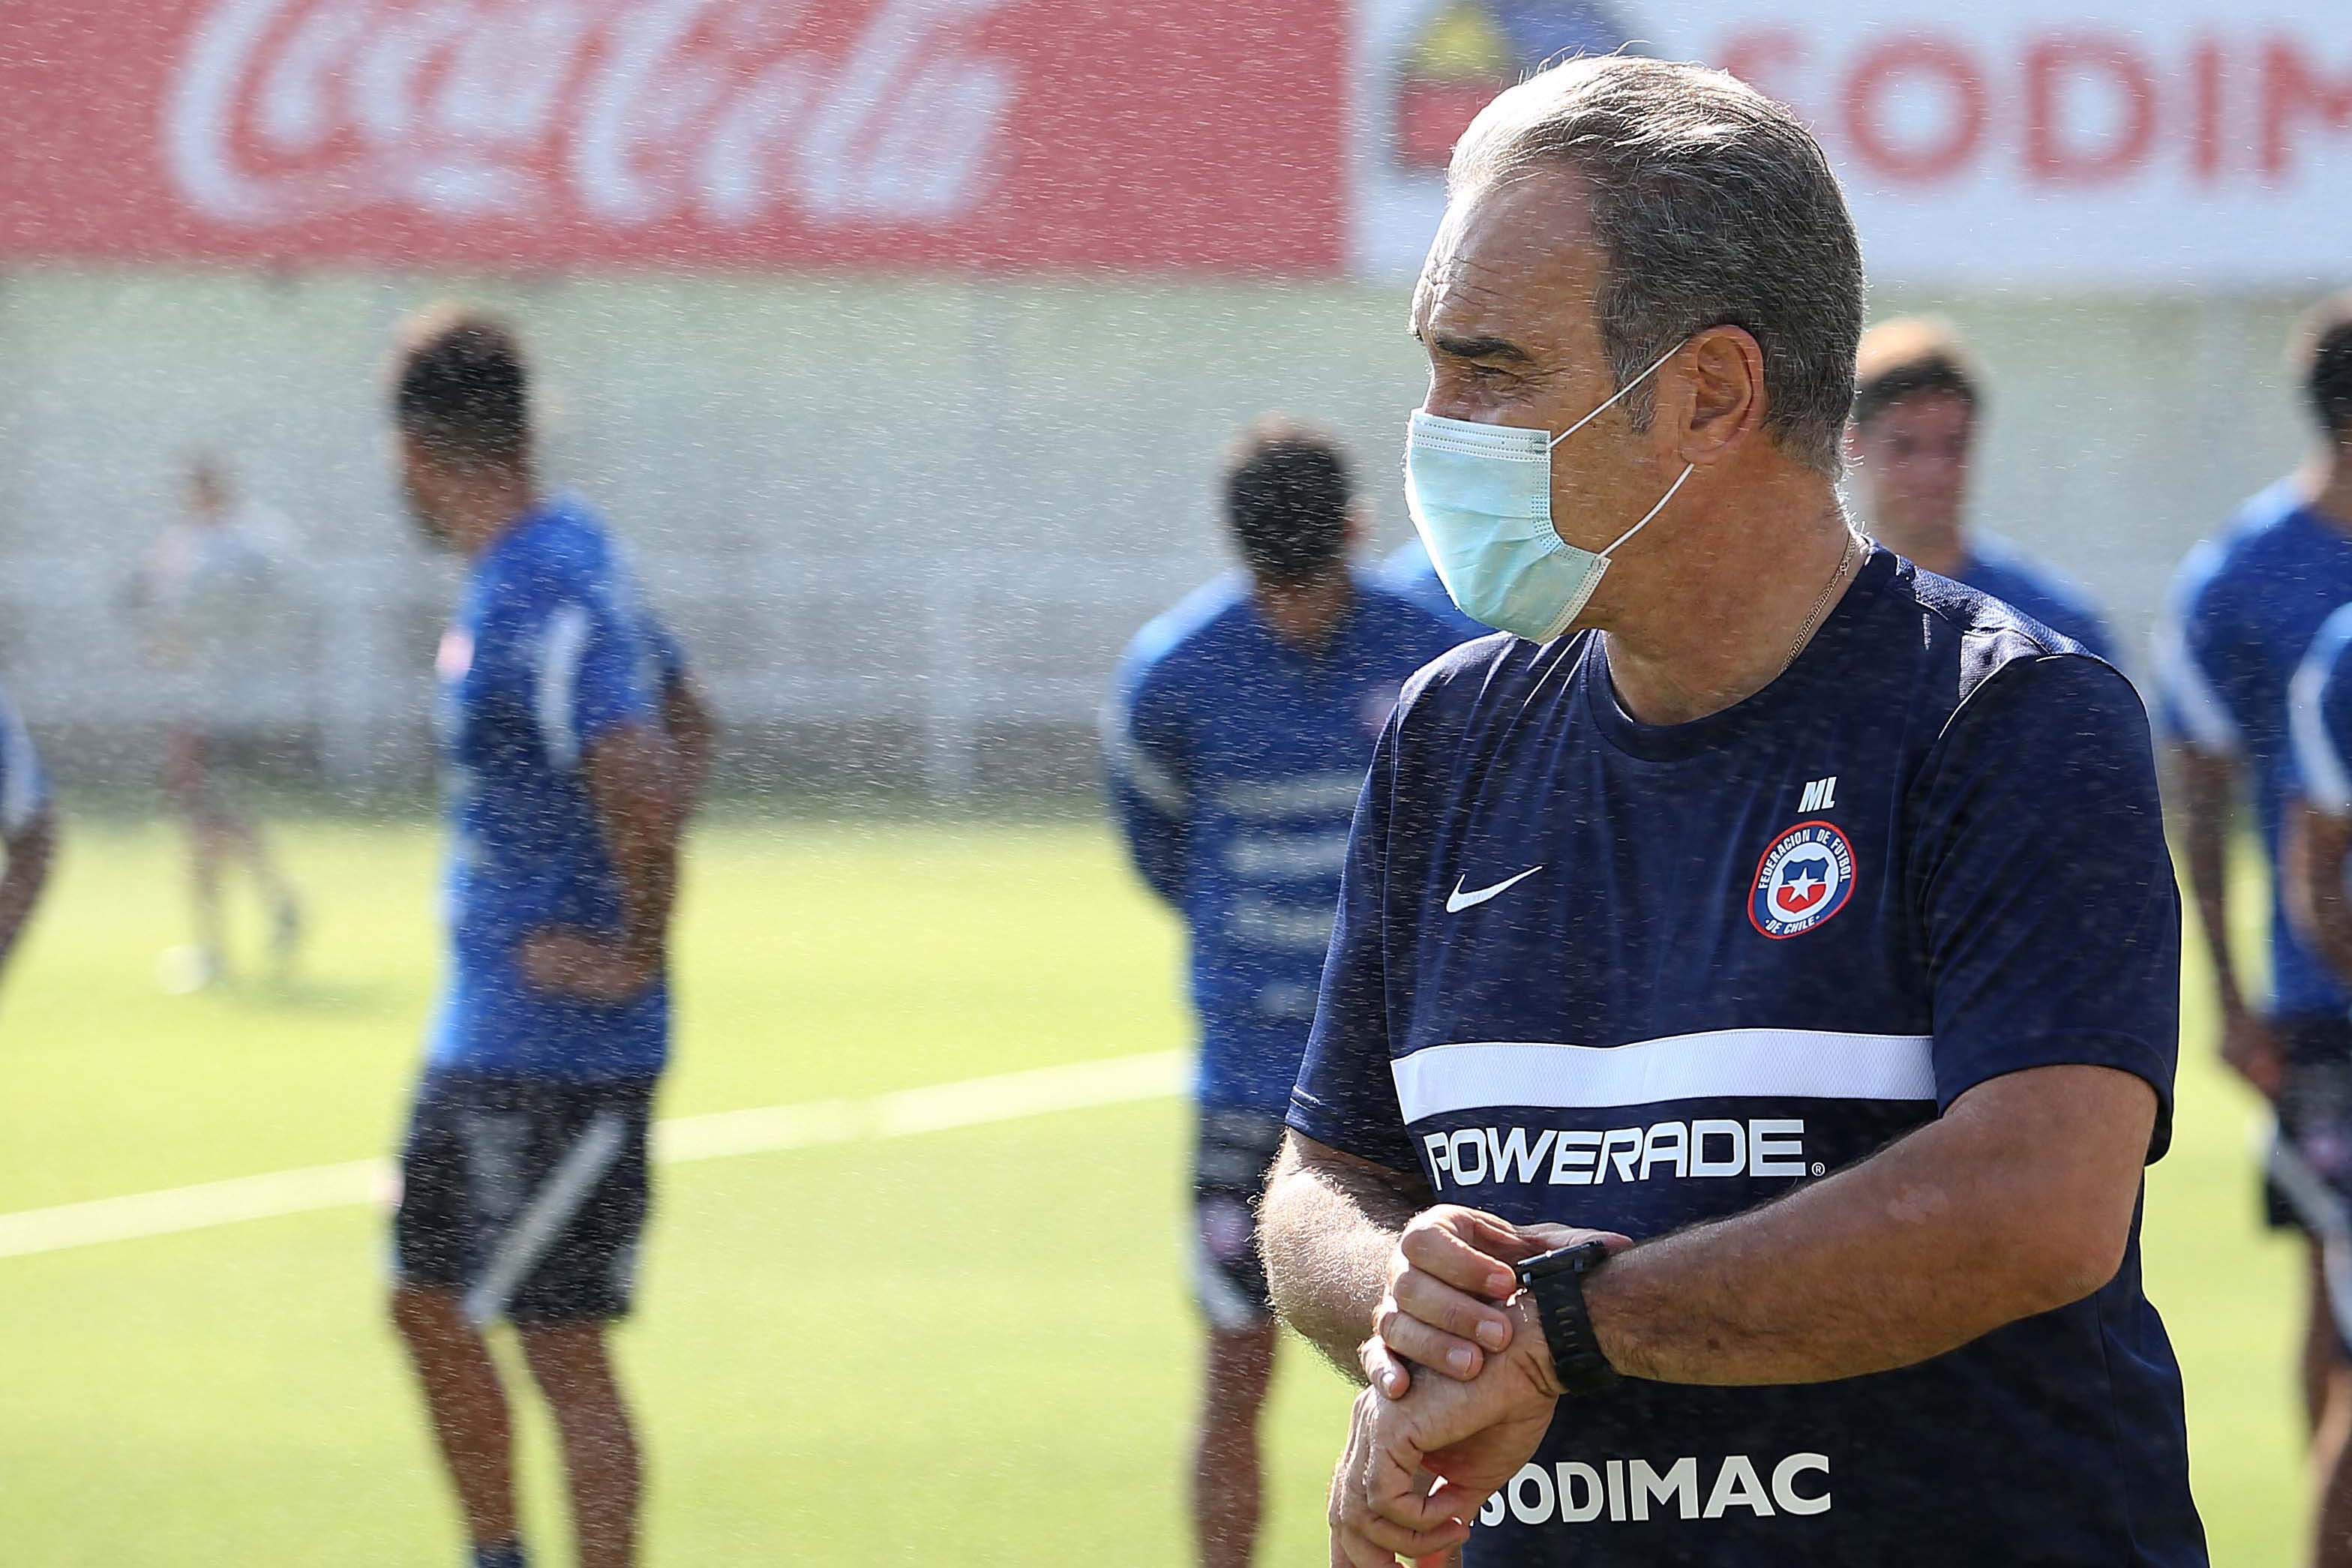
[
  {"x1": 0, "y1": 0, "x2": 1346, "y2": 273},
  {"x1": 1353, "y1": 0, "x2": 2352, "y2": 286}
]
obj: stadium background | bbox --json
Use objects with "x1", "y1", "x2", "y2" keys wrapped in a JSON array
[{"x1": 0, "y1": 0, "x2": 2346, "y2": 1561}]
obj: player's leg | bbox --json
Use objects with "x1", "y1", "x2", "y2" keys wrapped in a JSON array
[
  {"x1": 518, "y1": 1322, "x2": 641, "y2": 1568},
  {"x1": 505, "y1": 1081, "x2": 656, "y2": 1568},
  {"x1": 184, "y1": 724, "x2": 302, "y2": 967},
  {"x1": 2312, "y1": 1356, "x2": 2352, "y2": 1568},
  {"x1": 215, "y1": 803, "x2": 302, "y2": 968},
  {"x1": 162, "y1": 726, "x2": 226, "y2": 982},
  {"x1": 392, "y1": 1076, "x2": 528, "y2": 1564},
  {"x1": 2276, "y1": 1025, "x2": 2352, "y2": 1567},
  {"x1": 2276, "y1": 1026, "x2": 2352, "y2": 1434},
  {"x1": 1188, "y1": 1111, "x2": 1286, "y2": 1568},
  {"x1": 2312, "y1": 1245, "x2": 2347, "y2": 1437},
  {"x1": 392, "y1": 1284, "x2": 525, "y2": 1558},
  {"x1": 1193, "y1": 1321, "x2": 1277, "y2": 1568}
]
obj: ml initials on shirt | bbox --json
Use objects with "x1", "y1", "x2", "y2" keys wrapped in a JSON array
[{"x1": 1798, "y1": 776, "x2": 1838, "y2": 812}]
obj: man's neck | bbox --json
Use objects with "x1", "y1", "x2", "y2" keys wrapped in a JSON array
[
  {"x1": 2310, "y1": 445, "x2": 2352, "y2": 532},
  {"x1": 1600, "y1": 476, "x2": 1862, "y2": 727},
  {"x1": 1254, "y1": 570, "x2": 1354, "y2": 655},
  {"x1": 450, "y1": 473, "x2": 542, "y2": 560}
]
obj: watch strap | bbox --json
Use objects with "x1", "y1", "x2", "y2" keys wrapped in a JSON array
[{"x1": 1516, "y1": 1241, "x2": 1619, "y2": 1398}]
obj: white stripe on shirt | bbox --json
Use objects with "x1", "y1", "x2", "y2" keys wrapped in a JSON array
[
  {"x1": 537, "y1": 604, "x2": 592, "y2": 772},
  {"x1": 2291, "y1": 633, "x2": 2352, "y2": 817},
  {"x1": 2152, "y1": 547, "x2": 2241, "y2": 757},
  {"x1": 1390, "y1": 1030, "x2": 1939, "y2": 1122},
  {"x1": 1215, "y1": 772, "x2": 1366, "y2": 820},
  {"x1": 1098, "y1": 692, "x2": 1188, "y2": 818}
]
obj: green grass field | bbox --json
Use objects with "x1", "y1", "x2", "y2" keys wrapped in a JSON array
[{"x1": 0, "y1": 814, "x2": 2308, "y2": 1564}]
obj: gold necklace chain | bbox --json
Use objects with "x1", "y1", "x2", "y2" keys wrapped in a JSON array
[{"x1": 1780, "y1": 529, "x2": 1860, "y2": 676}]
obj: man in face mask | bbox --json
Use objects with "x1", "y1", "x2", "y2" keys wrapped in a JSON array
[{"x1": 1256, "y1": 55, "x2": 2204, "y2": 1568}]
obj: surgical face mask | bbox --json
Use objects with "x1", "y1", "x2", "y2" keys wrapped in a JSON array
[{"x1": 1403, "y1": 343, "x2": 1696, "y2": 640}]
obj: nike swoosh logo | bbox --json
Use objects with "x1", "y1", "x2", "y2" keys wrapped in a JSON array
[{"x1": 1445, "y1": 865, "x2": 1543, "y2": 913}]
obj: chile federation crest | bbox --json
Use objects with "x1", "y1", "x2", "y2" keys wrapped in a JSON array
[{"x1": 1749, "y1": 820, "x2": 1856, "y2": 940}]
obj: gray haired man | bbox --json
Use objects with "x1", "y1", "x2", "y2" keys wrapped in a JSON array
[{"x1": 1258, "y1": 56, "x2": 2205, "y2": 1567}]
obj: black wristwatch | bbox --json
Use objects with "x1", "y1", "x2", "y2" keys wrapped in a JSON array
[{"x1": 1514, "y1": 1240, "x2": 1619, "y2": 1398}]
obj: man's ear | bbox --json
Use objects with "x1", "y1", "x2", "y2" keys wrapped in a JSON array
[
  {"x1": 1672, "y1": 325, "x2": 1768, "y2": 467},
  {"x1": 1345, "y1": 500, "x2": 1374, "y2": 557}
]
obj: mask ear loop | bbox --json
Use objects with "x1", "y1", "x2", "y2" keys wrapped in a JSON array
[
  {"x1": 1598, "y1": 463, "x2": 1696, "y2": 559},
  {"x1": 1544, "y1": 340, "x2": 1687, "y2": 451}
]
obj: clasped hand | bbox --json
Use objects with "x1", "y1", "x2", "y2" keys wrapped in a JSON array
[{"x1": 1327, "y1": 1208, "x2": 1627, "y2": 1567}]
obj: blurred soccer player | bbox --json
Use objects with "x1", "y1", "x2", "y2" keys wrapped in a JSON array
[
  {"x1": 2251, "y1": 295, "x2": 2352, "y2": 1568},
  {"x1": 1847, "y1": 317, "x2": 2116, "y2": 658},
  {"x1": 1102, "y1": 418, "x2": 1460, "y2": 1567},
  {"x1": 0, "y1": 678, "x2": 57, "y2": 994},
  {"x1": 124, "y1": 455, "x2": 301, "y2": 989},
  {"x1": 384, "y1": 308, "x2": 712, "y2": 1568},
  {"x1": 1377, "y1": 534, "x2": 1487, "y2": 640},
  {"x1": 2159, "y1": 292, "x2": 2352, "y2": 1482}
]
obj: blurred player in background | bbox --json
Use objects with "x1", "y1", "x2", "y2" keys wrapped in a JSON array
[
  {"x1": 0, "y1": 678, "x2": 57, "y2": 994},
  {"x1": 1846, "y1": 317, "x2": 2116, "y2": 659},
  {"x1": 1378, "y1": 533, "x2": 1486, "y2": 640},
  {"x1": 2161, "y1": 292, "x2": 2352, "y2": 1534},
  {"x1": 124, "y1": 454, "x2": 302, "y2": 990},
  {"x1": 1102, "y1": 418, "x2": 1460, "y2": 1568},
  {"x1": 385, "y1": 308, "x2": 712, "y2": 1568},
  {"x1": 2253, "y1": 294, "x2": 2352, "y2": 1568}
]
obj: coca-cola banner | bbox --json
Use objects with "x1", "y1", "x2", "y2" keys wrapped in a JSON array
[
  {"x1": 1355, "y1": 0, "x2": 2352, "y2": 286},
  {"x1": 0, "y1": 0, "x2": 1345, "y2": 271}
]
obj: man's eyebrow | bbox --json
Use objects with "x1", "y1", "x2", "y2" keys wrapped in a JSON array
[{"x1": 1425, "y1": 331, "x2": 1532, "y2": 364}]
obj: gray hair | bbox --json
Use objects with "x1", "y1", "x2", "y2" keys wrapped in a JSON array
[{"x1": 1450, "y1": 55, "x2": 1864, "y2": 475}]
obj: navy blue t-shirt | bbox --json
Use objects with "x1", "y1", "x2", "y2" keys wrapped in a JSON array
[
  {"x1": 1953, "y1": 535, "x2": 2115, "y2": 663},
  {"x1": 1290, "y1": 550, "x2": 2201, "y2": 1566},
  {"x1": 1104, "y1": 576, "x2": 1464, "y2": 1116},
  {"x1": 2156, "y1": 483, "x2": 2352, "y2": 1022}
]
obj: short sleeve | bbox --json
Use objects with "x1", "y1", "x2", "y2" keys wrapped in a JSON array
[
  {"x1": 1910, "y1": 655, "x2": 2181, "y2": 1158},
  {"x1": 530, "y1": 589, "x2": 658, "y2": 772},
  {"x1": 1102, "y1": 655, "x2": 1190, "y2": 823},
  {"x1": 0, "y1": 683, "x2": 46, "y2": 835},
  {"x1": 2152, "y1": 542, "x2": 2246, "y2": 757},
  {"x1": 1288, "y1": 709, "x2": 1422, "y2": 1174},
  {"x1": 1100, "y1": 649, "x2": 1193, "y2": 906},
  {"x1": 2290, "y1": 605, "x2": 2352, "y2": 818}
]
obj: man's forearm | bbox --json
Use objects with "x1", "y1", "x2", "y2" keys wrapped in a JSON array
[
  {"x1": 2173, "y1": 748, "x2": 2245, "y2": 1015},
  {"x1": 1261, "y1": 1134, "x2": 1425, "y2": 1378},
  {"x1": 1587, "y1": 1066, "x2": 2155, "y2": 1386},
  {"x1": 2288, "y1": 805, "x2": 2352, "y2": 982},
  {"x1": 583, "y1": 727, "x2": 683, "y2": 961},
  {"x1": 660, "y1": 679, "x2": 716, "y2": 807}
]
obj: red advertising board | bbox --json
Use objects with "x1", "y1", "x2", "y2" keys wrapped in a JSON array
[{"x1": 0, "y1": 0, "x2": 1346, "y2": 273}]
